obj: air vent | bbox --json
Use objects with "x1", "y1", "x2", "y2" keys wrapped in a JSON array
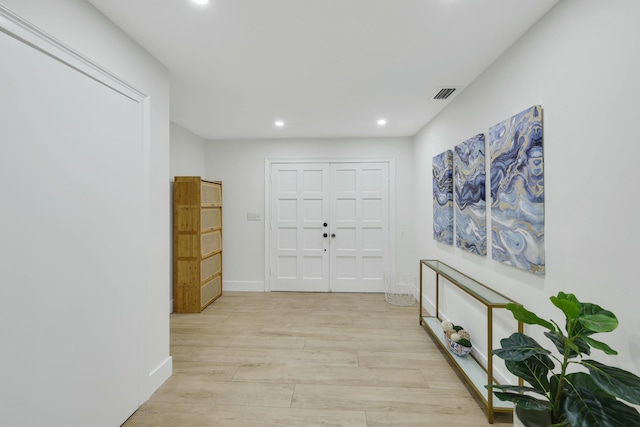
[{"x1": 432, "y1": 87, "x2": 458, "y2": 100}]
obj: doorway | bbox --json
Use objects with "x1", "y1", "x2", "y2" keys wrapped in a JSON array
[{"x1": 267, "y1": 161, "x2": 393, "y2": 292}]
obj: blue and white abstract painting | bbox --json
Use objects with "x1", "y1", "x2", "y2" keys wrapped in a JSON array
[
  {"x1": 489, "y1": 105, "x2": 545, "y2": 275},
  {"x1": 433, "y1": 150, "x2": 453, "y2": 245},
  {"x1": 454, "y1": 134, "x2": 486, "y2": 256}
]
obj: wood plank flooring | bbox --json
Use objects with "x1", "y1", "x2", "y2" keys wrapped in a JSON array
[{"x1": 123, "y1": 292, "x2": 512, "y2": 426}]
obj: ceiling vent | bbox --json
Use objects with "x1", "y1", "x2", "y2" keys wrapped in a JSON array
[{"x1": 432, "y1": 87, "x2": 459, "y2": 100}]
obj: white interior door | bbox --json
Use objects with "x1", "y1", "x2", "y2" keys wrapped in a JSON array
[
  {"x1": 270, "y1": 164, "x2": 331, "y2": 292},
  {"x1": 330, "y1": 163, "x2": 390, "y2": 292},
  {"x1": 0, "y1": 21, "x2": 143, "y2": 426},
  {"x1": 270, "y1": 162, "x2": 390, "y2": 292}
]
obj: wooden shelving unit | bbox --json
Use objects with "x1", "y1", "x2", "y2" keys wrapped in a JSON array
[
  {"x1": 419, "y1": 259, "x2": 522, "y2": 424},
  {"x1": 173, "y1": 177, "x2": 223, "y2": 313}
]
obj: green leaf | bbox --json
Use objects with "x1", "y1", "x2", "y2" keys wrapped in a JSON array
[
  {"x1": 505, "y1": 357, "x2": 553, "y2": 394},
  {"x1": 583, "y1": 336, "x2": 618, "y2": 356},
  {"x1": 580, "y1": 301, "x2": 613, "y2": 317},
  {"x1": 493, "y1": 333, "x2": 552, "y2": 362},
  {"x1": 515, "y1": 406, "x2": 557, "y2": 427},
  {"x1": 456, "y1": 338, "x2": 472, "y2": 347},
  {"x1": 573, "y1": 303, "x2": 618, "y2": 336},
  {"x1": 580, "y1": 313, "x2": 619, "y2": 333},
  {"x1": 544, "y1": 331, "x2": 590, "y2": 358},
  {"x1": 549, "y1": 374, "x2": 563, "y2": 401},
  {"x1": 581, "y1": 360, "x2": 640, "y2": 405},
  {"x1": 507, "y1": 303, "x2": 555, "y2": 331},
  {"x1": 572, "y1": 337, "x2": 592, "y2": 354},
  {"x1": 486, "y1": 384, "x2": 546, "y2": 396},
  {"x1": 564, "y1": 372, "x2": 640, "y2": 427},
  {"x1": 551, "y1": 295, "x2": 581, "y2": 319},
  {"x1": 556, "y1": 291, "x2": 580, "y2": 305},
  {"x1": 492, "y1": 391, "x2": 550, "y2": 411}
]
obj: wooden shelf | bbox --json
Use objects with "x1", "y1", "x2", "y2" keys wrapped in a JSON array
[
  {"x1": 174, "y1": 177, "x2": 223, "y2": 313},
  {"x1": 419, "y1": 259, "x2": 522, "y2": 424}
]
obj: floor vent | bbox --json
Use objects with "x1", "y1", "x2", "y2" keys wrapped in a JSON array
[{"x1": 432, "y1": 87, "x2": 458, "y2": 100}]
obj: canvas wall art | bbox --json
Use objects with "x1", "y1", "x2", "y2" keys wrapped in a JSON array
[
  {"x1": 489, "y1": 105, "x2": 545, "y2": 275},
  {"x1": 432, "y1": 150, "x2": 453, "y2": 245},
  {"x1": 454, "y1": 134, "x2": 486, "y2": 256}
]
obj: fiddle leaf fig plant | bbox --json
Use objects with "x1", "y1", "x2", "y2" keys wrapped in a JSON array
[{"x1": 487, "y1": 292, "x2": 640, "y2": 427}]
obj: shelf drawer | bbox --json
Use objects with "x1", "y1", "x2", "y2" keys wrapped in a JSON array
[
  {"x1": 201, "y1": 207, "x2": 221, "y2": 230},
  {"x1": 201, "y1": 181, "x2": 221, "y2": 205},
  {"x1": 201, "y1": 274, "x2": 221, "y2": 307},
  {"x1": 201, "y1": 230, "x2": 222, "y2": 256},
  {"x1": 201, "y1": 253, "x2": 221, "y2": 282}
]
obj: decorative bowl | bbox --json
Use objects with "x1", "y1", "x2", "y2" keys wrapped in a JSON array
[{"x1": 445, "y1": 333, "x2": 472, "y2": 357}]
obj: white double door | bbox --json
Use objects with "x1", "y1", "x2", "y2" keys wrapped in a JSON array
[{"x1": 270, "y1": 162, "x2": 390, "y2": 292}]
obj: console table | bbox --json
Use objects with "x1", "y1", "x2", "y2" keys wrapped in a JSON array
[{"x1": 419, "y1": 259, "x2": 522, "y2": 423}]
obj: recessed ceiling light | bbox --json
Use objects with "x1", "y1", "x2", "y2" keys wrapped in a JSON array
[
  {"x1": 192, "y1": 0, "x2": 209, "y2": 5},
  {"x1": 275, "y1": 120, "x2": 285, "y2": 127},
  {"x1": 377, "y1": 119, "x2": 387, "y2": 125}
]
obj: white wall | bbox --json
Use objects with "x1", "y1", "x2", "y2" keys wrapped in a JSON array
[
  {"x1": 169, "y1": 122, "x2": 207, "y2": 306},
  {"x1": 1, "y1": 0, "x2": 172, "y2": 411},
  {"x1": 202, "y1": 137, "x2": 415, "y2": 291},
  {"x1": 171, "y1": 122, "x2": 208, "y2": 178},
  {"x1": 414, "y1": 0, "x2": 640, "y2": 381}
]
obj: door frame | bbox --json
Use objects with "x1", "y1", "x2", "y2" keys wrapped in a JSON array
[{"x1": 264, "y1": 157, "x2": 396, "y2": 292}]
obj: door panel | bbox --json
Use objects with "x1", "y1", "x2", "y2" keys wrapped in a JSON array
[
  {"x1": 270, "y1": 162, "x2": 389, "y2": 292},
  {"x1": 330, "y1": 163, "x2": 389, "y2": 292},
  {"x1": 271, "y1": 164, "x2": 330, "y2": 291}
]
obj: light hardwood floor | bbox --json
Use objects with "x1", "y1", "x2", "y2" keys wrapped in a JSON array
[{"x1": 124, "y1": 292, "x2": 512, "y2": 426}]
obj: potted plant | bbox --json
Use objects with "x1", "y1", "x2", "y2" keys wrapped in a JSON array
[{"x1": 487, "y1": 292, "x2": 640, "y2": 426}]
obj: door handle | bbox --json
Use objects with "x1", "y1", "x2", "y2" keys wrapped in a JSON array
[
  {"x1": 323, "y1": 233, "x2": 328, "y2": 238},
  {"x1": 331, "y1": 233, "x2": 336, "y2": 238}
]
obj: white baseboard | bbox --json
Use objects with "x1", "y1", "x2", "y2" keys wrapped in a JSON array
[
  {"x1": 224, "y1": 280, "x2": 265, "y2": 292},
  {"x1": 145, "y1": 356, "x2": 172, "y2": 401}
]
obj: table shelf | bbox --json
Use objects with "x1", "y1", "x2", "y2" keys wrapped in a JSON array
[{"x1": 419, "y1": 260, "x2": 522, "y2": 423}]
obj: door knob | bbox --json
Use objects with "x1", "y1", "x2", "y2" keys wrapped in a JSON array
[
  {"x1": 323, "y1": 222, "x2": 328, "y2": 227},
  {"x1": 323, "y1": 233, "x2": 328, "y2": 238},
  {"x1": 331, "y1": 233, "x2": 336, "y2": 238}
]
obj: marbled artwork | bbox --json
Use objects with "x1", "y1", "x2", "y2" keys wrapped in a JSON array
[
  {"x1": 433, "y1": 150, "x2": 453, "y2": 245},
  {"x1": 489, "y1": 105, "x2": 545, "y2": 275},
  {"x1": 454, "y1": 134, "x2": 486, "y2": 255}
]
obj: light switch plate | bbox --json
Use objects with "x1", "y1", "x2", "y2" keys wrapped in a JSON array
[{"x1": 247, "y1": 212, "x2": 261, "y2": 221}]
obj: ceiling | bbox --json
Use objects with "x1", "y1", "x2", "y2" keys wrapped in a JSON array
[{"x1": 87, "y1": 0, "x2": 559, "y2": 140}]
